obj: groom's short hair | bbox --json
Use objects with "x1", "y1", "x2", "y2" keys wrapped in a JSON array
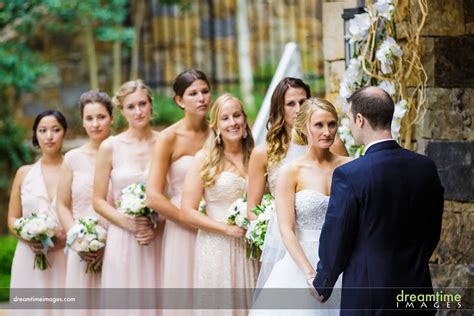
[{"x1": 347, "y1": 86, "x2": 394, "y2": 130}]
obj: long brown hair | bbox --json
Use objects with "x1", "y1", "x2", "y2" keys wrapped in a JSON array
[{"x1": 266, "y1": 77, "x2": 310, "y2": 170}]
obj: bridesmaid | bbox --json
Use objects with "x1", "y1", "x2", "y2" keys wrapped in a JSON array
[
  {"x1": 8, "y1": 110, "x2": 68, "y2": 289},
  {"x1": 147, "y1": 69, "x2": 211, "y2": 290},
  {"x1": 92, "y1": 79, "x2": 164, "y2": 291},
  {"x1": 247, "y1": 77, "x2": 348, "y2": 220},
  {"x1": 181, "y1": 93, "x2": 258, "y2": 314},
  {"x1": 57, "y1": 90, "x2": 113, "y2": 288}
]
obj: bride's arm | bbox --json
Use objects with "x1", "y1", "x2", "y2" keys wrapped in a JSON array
[
  {"x1": 180, "y1": 151, "x2": 245, "y2": 238},
  {"x1": 276, "y1": 165, "x2": 316, "y2": 282}
]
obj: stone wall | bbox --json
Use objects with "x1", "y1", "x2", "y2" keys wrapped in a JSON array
[
  {"x1": 322, "y1": 0, "x2": 360, "y2": 104},
  {"x1": 321, "y1": 0, "x2": 473, "y2": 310},
  {"x1": 415, "y1": 0, "x2": 474, "y2": 301}
]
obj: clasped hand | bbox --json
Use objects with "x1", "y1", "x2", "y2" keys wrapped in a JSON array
[
  {"x1": 130, "y1": 217, "x2": 158, "y2": 245},
  {"x1": 27, "y1": 229, "x2": 66, "y2": 254}
]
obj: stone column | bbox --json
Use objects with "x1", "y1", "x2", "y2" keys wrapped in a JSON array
[
  {"x1": 321, "y1": 0, "x2": 474, "y2": 310},
  {"x1": 414, "y1": 0, "x2": 474, "y2": 297}
]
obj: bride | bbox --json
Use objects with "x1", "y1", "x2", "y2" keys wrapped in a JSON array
[{"x1": 251, "y1": 98, "x2": 351, "y2": 315}]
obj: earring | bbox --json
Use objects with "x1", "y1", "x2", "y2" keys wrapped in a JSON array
[
  {"x1": 216, "y1": 131, "x2": 222, "y2": 144},
  {"x1": 243, "y1": 129, "x2": 248, "y2": 139}
]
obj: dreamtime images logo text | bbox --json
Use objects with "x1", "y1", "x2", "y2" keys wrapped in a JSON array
[{"x1": 396, "y1": 289, "x2": 462, "y2": 309}]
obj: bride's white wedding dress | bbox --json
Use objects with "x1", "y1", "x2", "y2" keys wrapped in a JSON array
[{"x1": 250, "y1": 189, "x2": 342, "y2": 315}]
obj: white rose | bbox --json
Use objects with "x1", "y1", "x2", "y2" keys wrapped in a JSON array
[
  {"x1": 14, "y1": 218, "x2": 25, "y2": 229},
  {"x1": 88, "y1": 240, "x2": 105, "y2": 252},
  {"x1": 235, "y1": 214, "x2": 246, "y2": 227},
  {"x1": 26, "y1": 218, "x2": 47, "y2": 235},
  {"x1": 95, "y1": 225, "x2": 107, "y2": 242},
  {"x1": 20, "y1": 226, "x2": 33, "y2": 240},
  {"x1": 71, "y1": 237, "x2": 88, "y2": 252},
  {"x1": 85, "y1": 234, "x2": 96, "y2": 242}
]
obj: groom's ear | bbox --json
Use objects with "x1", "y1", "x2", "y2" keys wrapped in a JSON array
[{"x1": 356, "y1": 113, "x2": 365, "y2": 128}]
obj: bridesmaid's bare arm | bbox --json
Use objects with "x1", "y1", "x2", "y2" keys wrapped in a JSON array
[
  {"x1": 246, "y1": 144, "x2": 268, "y2": 220},
  {"x1": 276, "y1": 165, "x2": 316, "y2": 281},
  {"x1": 147, "y1": 131, "x2": 183, "y2": 224},
  {"x1": 93, "y1": 138, "x2": 137, "y2": 233},
  {"x1": 8, "y1": 165, "x2": 45, "y2": 254},
  {"x1": 56, "y1": 159, "x2": 75, "y2": 231},
  {"x1": 180, "y1": 151, "x2": 245, "y2": 238},
  {"x1": 7, "y1": 165, "x2": 31, "y2": 236}
]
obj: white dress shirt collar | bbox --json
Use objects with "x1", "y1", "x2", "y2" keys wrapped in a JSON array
[{"x1": 363, "y1": 138, "x2": 394, "y2": 154}]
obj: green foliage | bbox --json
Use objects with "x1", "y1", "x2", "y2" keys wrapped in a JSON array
[
  {"x1": 43, "y1": 0, "x2": 133, "y2": 45},
  {"x1": 0, "y1": 117, "x2": 32, "y2": 189},
  {"x1": 152, "y1": 92, "x2": 184, "y2": 126},
  {"x1": 0, "y1": 235, "x2": 18, "y2": 301},
  {"x1": 0, "y1": 43, "x2": 49, "y2": 94}
]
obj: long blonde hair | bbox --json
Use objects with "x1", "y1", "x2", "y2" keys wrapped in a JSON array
[
  {"x1": 112, "y1": 79, "x2": 153, "y2": 109},
  {"x1": 200, "y1": 93, "x2": 255, "y2": 187},
  {"x1": 293, "y1": 97, "x2": 338, "y2": 145},
  {"x1": 266, "y1": 78, "x2": 310, "y2": 170}
]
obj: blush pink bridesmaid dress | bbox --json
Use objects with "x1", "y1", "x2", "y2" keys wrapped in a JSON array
[
  {"x1": 100, "y1": 135, "x2": 164, "y2": 289},
  {"x1": 64, "y1": 148, "x2": 110, "y2": 289},
  {"x1": 161, "y1": 155, "x2": 197, "y2": 289},
  {"x1": 10, "y1": 159, "x2": 67, "y2": 290},
  {"x1": 10, "y1": 160, "x2": 67, "y2": 316}
]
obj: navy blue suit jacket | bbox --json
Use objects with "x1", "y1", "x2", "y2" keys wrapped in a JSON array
[{"x1": 313, "y1": 140, "x2": 444, "y2": 315}]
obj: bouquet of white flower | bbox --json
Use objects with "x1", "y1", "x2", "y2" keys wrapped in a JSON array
[
  {"x1": 13, "y1": 212, "x2": 59, "y2": 270},
  {"x1": 66, "y1": 216, "x2": 107, "y2": 273},
  {"x1": 116, "y1": 182, "x2": 158, "y2": 227},
  {"x1": 226, "y1": 193, "x2": 249, "y2": 229},
  {"x1": 246, "y1": 194, "x2": 275, "y2": 260}
]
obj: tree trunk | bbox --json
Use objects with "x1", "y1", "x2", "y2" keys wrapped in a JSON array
[
  {"x1": 236, "y1": 0, "x2": 255, "y2": 112},
  {"x1": 130, "y1": 0, "x2": 145, "y2": 80},
  {"x1": 84, "y1": 24, "x2": 99, "y2": 89},
  {"x1": 112, "y1": 38, "x2": 122, "y2": 93}
]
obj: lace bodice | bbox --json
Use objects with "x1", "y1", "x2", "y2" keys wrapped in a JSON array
[
  {"x1": 294, "y1": 190, "x2": 329, "y2": 231},
  {"x1": 204, "y1": 171, "x2": 247, "y2": 222}
]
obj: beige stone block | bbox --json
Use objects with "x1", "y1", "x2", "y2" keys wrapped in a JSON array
[
  {"x1": 429, "y1": 264, "x2": 472, "y2": 289},
  {"x1": 424, "y1": 87, "x2": 454, "y2": 111},
  {"x1": 419, "y1": 108, "x2": 474, "y2": 140},
  {"x1": 421, "y1": 0, "x2": 465, "y2": 36},
  {"x1": 343, "y1": 0, "x2": 360, "y2": 9},
  {"x1": 324, "y1": 60, "x2": 346, "y2": 96},
  {"x1": 431, "y1": 201, "x2": 474, "y2": 265},
  {"x1": 322, "y1": 2, "x2": 345, "y2": 61}
]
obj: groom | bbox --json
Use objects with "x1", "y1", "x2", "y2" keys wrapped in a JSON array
[{"x1": 312, "y1": 87, "x2": 444, "y2": 314}]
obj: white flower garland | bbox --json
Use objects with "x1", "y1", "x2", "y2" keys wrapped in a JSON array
[{"x1": 338, "y1": 0, "x2": 414, "y2": 156}]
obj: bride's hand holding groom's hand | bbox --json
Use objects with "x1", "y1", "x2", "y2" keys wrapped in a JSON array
[{"x1": 307, "y1": 273, "x2": 325, "y2": 303}]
